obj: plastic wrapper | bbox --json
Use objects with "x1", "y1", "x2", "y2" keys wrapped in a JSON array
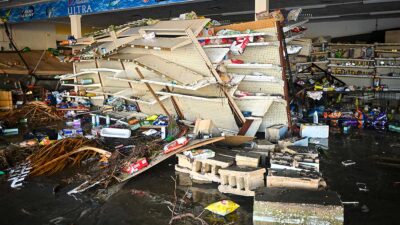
[{"x1": 205, "y1": 200, "x2": 240, "y2": 216}]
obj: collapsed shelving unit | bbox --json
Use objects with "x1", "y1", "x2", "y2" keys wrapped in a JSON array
[{"x1": 60, "y1": 18, "x2": 296, "y2": 136}]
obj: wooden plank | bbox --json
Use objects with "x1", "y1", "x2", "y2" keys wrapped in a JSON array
[
  {"x1": 166, "y1": 86, "x2": 185, "y2": 120},
  {"x1": 134, "y1": 55, "x2": 205, "y2": 85},
  {"x1": 276, "y1": 21, "x2": 292, "y2": 129},
  {"x1": 106, "y1": 53, "x2": 148, "y2": 61},
  {"x1": 140, "y1": 19, "x2": 210, "y2": 37},
  {"x1": 220, "y1": 135, "x2": 254, "y2": 146},
  {"x1": 214, "y1": 18, "x2": 276, "y2": 33},
  {"x1": 135, "y1": 67, "x2": 171, "y2": 117},
  {"x1": 186, "y1": 28, "x2": 245, "y2": 125},
  {"x1": 129, "y1": 37, "x2": 192, "y2": 50},
  {"x1": 238, "y1": 119, "x2": 254, "y2": 136},
  {"x1": 204, "y1": 48, "x2": 230, "y2": 64},
  {"x1": 115, "y1": 136, "x2": 225, "y2": 182}
]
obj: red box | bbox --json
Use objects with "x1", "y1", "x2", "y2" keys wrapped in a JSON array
[{"x1": 122, "y1": 158, "x2": 149, "y2": 174}]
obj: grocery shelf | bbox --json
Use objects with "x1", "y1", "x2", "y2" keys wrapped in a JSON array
[
  {"x1": 377, "y1": 76, "x2": 400, "y2": 79},
  {"x1": 376, "y1": 65, "x2": 400, "y2": 69},
  {"x1": 328, "y1": 58, "x2": 374, "y2": 62},
  {"x1": 328, "y1": 64, "x2": 374, "y2": 69},
  {"x1": 331, "y1": 74, "x2": 374, "y2": 78}
]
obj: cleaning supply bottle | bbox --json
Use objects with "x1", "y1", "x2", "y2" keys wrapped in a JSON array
[
  {"x1": 91, "y1": 115, "x2": 96, "y2": 125},
  {"x1": 95, "y1": 115, "x2": 100, "y2": 125},
  {"x1": 313, "y1": 110, "x2": 319, "y2": 124},
  {"x1": 106, "y1": 115, "x2": 110, "y2": 126}
]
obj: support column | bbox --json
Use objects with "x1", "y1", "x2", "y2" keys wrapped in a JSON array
[
  {"x1": 255, "y1": 0, "x2": 269, "y2": 21},
  {"x1": 69, "y1": 15, "x2": 82, "y2": 38}
]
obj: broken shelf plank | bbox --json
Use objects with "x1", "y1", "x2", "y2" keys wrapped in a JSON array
[
  {"x1": 59, "y1": 71, "x2": 98, "y2": 80},
  {"x1": 198, "y1": 32, "x2": 276, "y2": 41},
  {"x1": 135, "y1": 67, "x2": 172, "y2": 117},
  {"x1": 115, "y1": 136, "x2": 225, "y2": 182},
  {"x1": 155, "y1": 91, "x2": 226, "y2": 102},
  {"x1": 220, "y1": 135, "x2": 255, "y2": 146},
  {"x1": 202, "y1": 42, "x2": 279, "y2": 48},
  {"x1": 61, "y1": 83, "x2": 102, "y2": 88},
  {"x1": 225, "y1": 63, "x2": 282, "y2": 70},
  {"x1": 106, "y1": 53, "x2": 149, "y2": 61},
  {"x1": 134, "y1": 55, "x2": 205, "y2": 85},
  {"x1": 129, "y1": 37, "x2": 192, "y2": 51},
  {"x1": 283, "y1": 20, "x2": 309, "y2": 32},
  {"x1": 140, "y1": 19, "x2": 210, "y2": 37}
]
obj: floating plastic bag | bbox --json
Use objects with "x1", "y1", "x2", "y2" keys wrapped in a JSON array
[{"x1": 205, "y1": 200, "x2": 240, "y2": 216}]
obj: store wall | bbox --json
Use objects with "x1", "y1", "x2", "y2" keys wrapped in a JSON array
[
  {"x1": 55, "y1": 24, "x2": 97, "y2": 41},
  {"x1": 0, "y1": 21, "x2": 97, "y2": 51},
  {"x1": 306, "y1": 17, "x2": 400, "y2": 38},
  {"x1": 0, "y1": 22, "x2": 57, "y2": 50}
]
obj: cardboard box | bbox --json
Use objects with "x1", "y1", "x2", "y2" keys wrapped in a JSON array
[
  {"x1": 385, "y1": 30, "x2": 400, "y2": 43},
  {"x1": 265, "y1": 124, "x2": 288, "y2": 142},
  {"x1": 0, "y1": 91, "x2": 12, "y2": 109},
  {"x1": 300, "y1": 124, "x2": 329, "y2": 138}
]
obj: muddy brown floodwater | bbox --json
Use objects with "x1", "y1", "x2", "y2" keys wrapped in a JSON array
[{"x1": 0, "y1": 129, "x2": 399, "y2": 225}]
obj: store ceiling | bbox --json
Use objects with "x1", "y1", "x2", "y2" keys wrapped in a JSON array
[{"x1": 2, "y1": 0, "x2": 400, "y2": 28}]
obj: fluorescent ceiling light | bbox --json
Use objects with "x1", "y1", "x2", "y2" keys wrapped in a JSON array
[
  {"x1": 310, "y1": 15, "x2": 341, "y2": 19},
  {"x1": 281, "y1": 1, "x2": 363, "y2": 11},
  {"x1": 221, "y1": 11, "x2": 254, "y2": 16},
  {"x1": 204, "y1": 10, "x2": 254, "y2": 17},
  {"x1": 369, "y1": 10, "x2": 400, "y2": 15},
  {"x1": 285, "y1": 4, "x2": 327, "y2": 10},
  {"x1": 364, "y1": 0, "x2": 400, "y2": 4}
]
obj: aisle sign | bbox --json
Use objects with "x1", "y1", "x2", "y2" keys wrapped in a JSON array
[{"x1": 0, "y1": 0, "x2": 192, "y2": 23}]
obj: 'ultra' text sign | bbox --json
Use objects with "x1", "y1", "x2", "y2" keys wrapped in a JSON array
[
  {"x1": 0, "y1": 0, "x2": 191, "y2": 23},
  {"x1": 68, "y1": 0, "x2": 93, "y2": 15}
]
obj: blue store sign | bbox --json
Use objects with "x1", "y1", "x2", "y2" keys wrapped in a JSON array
[{"x1": 0, "y1": 0, "x2": 192, "y2": 23}]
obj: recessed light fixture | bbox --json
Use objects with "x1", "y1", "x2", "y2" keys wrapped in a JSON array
[{"x1": 363, "y1": 0, "x2": 400, "y2": 4}]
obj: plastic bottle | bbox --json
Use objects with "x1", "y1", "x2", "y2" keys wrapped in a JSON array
[
  {"x1": 313, "y1": 110, "x2": 319, "y2": 124},
  {"x1": 95, "y1": 115, "x2": 100, "y2": 125},
  {"x1": 106, "y1": 115, "x2": 110, "y2": 126},
  {"x1": 91, "y1": 115, "x2": 96, "y2": 125}
]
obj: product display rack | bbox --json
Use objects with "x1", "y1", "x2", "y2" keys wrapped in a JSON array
[
  {"x1": 298, "y1": 42, "x2": 400, "y2": 91},
  {"x1": 59, "y1": 18, "x2": 307, "y2": 134}
]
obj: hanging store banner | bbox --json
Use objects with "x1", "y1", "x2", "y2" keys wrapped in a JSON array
[{"x1": 0, "y1": 0, "x2": 193, "y2": 23}]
